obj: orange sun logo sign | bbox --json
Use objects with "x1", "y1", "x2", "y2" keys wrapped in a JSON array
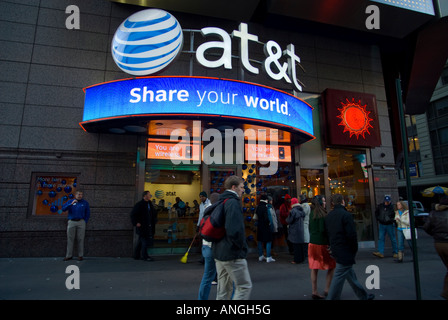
[{"x1": 337, "y1": 98, "x2": 373, "y2": 139}]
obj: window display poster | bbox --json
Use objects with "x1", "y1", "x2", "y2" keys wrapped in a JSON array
[{"x1": 33, "y1": 175, "x2": 77, "y2": 216}]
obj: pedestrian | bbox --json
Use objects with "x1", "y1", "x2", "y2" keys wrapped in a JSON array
[
  {"x1": 308, "y1": 195, "x2": 335, "y2": 299},
  {"x1": 279, "y1": 194, "x2": 293, "y2": 254},
  {"x1": 300, "y1": 194, "x2": 311, "y2": 259},
  {"x1": 198, "y1": 192, "x2": 219, "y2": 300},
  {"x1": 197, "y1": 191, "x2": 212, "y2": 264},
  {"x1": 255, "y1": 194, "x2": 275, "y2": 263},
  {"x1": 62, "y1": 190, "x2": 90, "y2": 261},
  {"x1": 130, "y1": 191, "x2": 157, "y2": 261},
  {"x1": 286, "y1": 197, "x2": 306, "y2": 264},
  {"x1": 325, "y1": 194, "x2": 374, "y2": 300},
  {"x1": 394, "y1": 200, "x2": 412, "y2": 263},
  {"x1": 174, "y1": 197, "x2": 186, "y2": 217},
  {"x1": 373, "y1": 195, "x2": 398, "y2": 259},
  {"x1": 213, "y1": 175, "x2": 252, "y2": 300},
  {"x1": 423, "y1": 195, "x2": 448, "y2": 300},
  {"x1": 197, "y1": 191, "x2": 211, "y2": 228},
  {"x1": 268, "y1": 195, "x2": 280, "y2": 257}
]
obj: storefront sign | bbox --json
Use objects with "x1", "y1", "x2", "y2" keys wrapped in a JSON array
[
  {"x1": 81, "y1": 76, "x2": 314, "y2": 138},
  {"x1": 245, "y1": 144, "x2": 292, "y2": 162},
  {"x1": 147, "y1": 141, "x2": 200, "y2": 161},
  {"x1": 322, "y1": 89, "x2": 381, "y2": 147},
  {"x1": 111, "y1": 8, "x2": 304, "y2": 91}
]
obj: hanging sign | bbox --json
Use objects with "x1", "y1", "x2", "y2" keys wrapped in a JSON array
[{"x1": 81, "y1": 76, "x2": 314, "y2": 139}]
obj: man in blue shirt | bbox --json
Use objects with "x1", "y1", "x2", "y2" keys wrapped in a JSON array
[{"x1": 62, "y1": 191, "x2": 90, "y2": 261}]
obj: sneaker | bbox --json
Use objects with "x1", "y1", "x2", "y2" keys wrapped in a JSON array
[
  {"x1": 259, "y1": 255, "x2": 266, "y2": 262},
  {"x1": 266, "y1": 257, "x2": 276, "y2": 263},
  {"x1": 372, "y1": 252, "x2": 384, "y2": 258},
  {"x1": 393, "y1": 253, "x2": 398, "y2": 259}
]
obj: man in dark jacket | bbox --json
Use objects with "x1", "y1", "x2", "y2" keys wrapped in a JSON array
[
  {"x1": 424, "y1": 195, "x2": 448, "y2": 299},
  {"x1": 213, "y1": 175, "x2": 252, "y2": 300},
  {"x1": 131, "y1": 191, "x2": 157, "y2": 261},
  {"x1": 373, "y1": 195, "x2": 398, "y2": 258},
  {"x1": 325, "y1": 194, "x2": 374, "y2": 300}
]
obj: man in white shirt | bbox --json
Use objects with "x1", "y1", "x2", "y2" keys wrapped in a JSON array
[{"x1": 197, "y1": 191, "x2": 211, "y2": 227}]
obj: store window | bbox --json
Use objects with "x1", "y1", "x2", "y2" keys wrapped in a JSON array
[
  {"x1": 241, "y1": 161, "x2": 296, "y2": 247},
  {"x1": 300, "y1": 169, "x2": 325, "y2": 200},
  {"x1": 144, "y1": 165, "x2": 202, "y2": 248},
  {"x1": 30, "y1": 173, "x2": 78, "y2": 216},
  {"x1": 327, "y1": 148, "x2": 373, "y2": 241}
]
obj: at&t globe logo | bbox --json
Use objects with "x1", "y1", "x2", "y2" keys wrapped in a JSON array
[{"x1": 111, "y1": 9, "x2": 183, "y2": 76}]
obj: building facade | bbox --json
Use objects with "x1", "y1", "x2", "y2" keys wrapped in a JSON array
[
  {"x1": 0, "y1": 0, "x2": 416, "y2": 257},
  {"x1": 397, "y1": 60, "x2": 448, "y2": 210}
]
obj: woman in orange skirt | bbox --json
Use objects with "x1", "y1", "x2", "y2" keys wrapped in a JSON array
[{"x1": 308, "y1": 195, "x2": 336, "y2": 299}]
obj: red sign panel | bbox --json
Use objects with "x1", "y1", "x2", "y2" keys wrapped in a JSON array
[{"x1": 322, "y1": 89, "x2": 381, "y2": 147}]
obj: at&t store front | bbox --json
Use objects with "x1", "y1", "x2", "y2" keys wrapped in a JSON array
[
  {"x1": 79, "y1": 7, "x2": 381, "y2": 254},
  {"x1": 80, "y1": 9, "x2": 379, "y2": 253},
  {"x1": 82, "y1": 75, "x2": 315, "y2": 253}
]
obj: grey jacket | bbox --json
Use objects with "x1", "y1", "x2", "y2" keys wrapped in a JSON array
[{"x1": 286, "y1": 204, "x2": 305, "y2": 244}]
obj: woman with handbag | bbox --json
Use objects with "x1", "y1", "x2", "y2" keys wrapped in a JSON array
[{"x1": 394, "y1": 201, "x2": 413, "y2": 262}]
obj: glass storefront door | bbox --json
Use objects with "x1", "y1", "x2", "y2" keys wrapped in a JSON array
[
  {"x1": 144, "y1": 163, "x2": 202, "y2": 253},
  {"x1": 327, "y1": 148, "x2": 374, "y2": 242}
]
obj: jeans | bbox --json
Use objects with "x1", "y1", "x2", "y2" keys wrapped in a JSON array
[
  {"x1": 134, "y1": 233, "x2": 152, "y2": 260},
  {"x1": 327, "y1": 263, "x2": 370, "y2": 300},
  {"x1": 258, "y1": 241, "x2": 272, "y2": 257},
  {"x1": 215, "y1": 258, "x2": 252, "y2": 300},
  {"x1": 397, "y1": 229, "x2": 413, "y2": 252},
  {"x1": 198, "y1": 245, "x2": 217, "y2": 300},
  {"x1": 377, "y1": 223, "x2": 398, "y2": 254}
]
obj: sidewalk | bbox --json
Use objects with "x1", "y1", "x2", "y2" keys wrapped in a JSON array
[{"x1": 0, "y1": 231, "x2": 446, "y2": 300}]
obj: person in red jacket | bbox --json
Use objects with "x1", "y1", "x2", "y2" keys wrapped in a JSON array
[{"x1": 279, "y1": 194, "x2": 293, "y2": 254}]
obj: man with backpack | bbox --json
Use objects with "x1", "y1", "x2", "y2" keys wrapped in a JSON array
[{"x1": 212, "y1": 175, "x2": 252, "y2": 300}]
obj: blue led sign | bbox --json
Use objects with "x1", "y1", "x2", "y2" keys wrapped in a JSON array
[{"x1": 81, "y1": 76, "x2": 314, "y2": 137}]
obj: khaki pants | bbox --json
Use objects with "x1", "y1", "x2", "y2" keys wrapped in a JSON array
[
  {"x1": 66, "y1": 220, "x2": 86, "y2": 258},
  {"x1": 215, "y1": 258, "x2": 252, "y2": 300}
]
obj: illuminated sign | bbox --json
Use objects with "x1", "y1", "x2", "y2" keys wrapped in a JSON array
[
  {"x1": 337, "y1": 98, "x2": 374, "y2": 140},
  {"x1": 81, "y1": 76, "x2": 314, "y2": 139},
  {"x1": 147, "y1": 141, "x2": 200, "y2": 161},
  {"x1": 245, "y1": 144, "x2": 292, "y2": 162},
  {"x1": 111, "y1": 9, "x2": 183, "y2": 75},
  {"x1": 323, "y1": 89, "x2": 381, "y2": 147},
  {"x1": 111, "y1": 9, "x2": 304, "y2": 91}
]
